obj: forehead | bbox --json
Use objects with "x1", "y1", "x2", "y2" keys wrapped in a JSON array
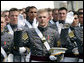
[
  {"x1": 38, "y1": 12, "x2": 48, "y2": 16},
  {"x1": 59, "y1": 10, "x2": 67, "y2": 13},
  {"x1": 74, "y1": 15, "x2": 78, "y2": 17},
  {"x1": 9, "y1": 11, "x2": 19, "y2": 15},
  {"x1": 79, "y1": 10, "x2": 83, "y2": 12},
  {"x1": 29, "y1": 8, "x2": 37, "y2": 11},
  {"x1": 4, "y1": 12, "x2": 9, "y2": 14}
]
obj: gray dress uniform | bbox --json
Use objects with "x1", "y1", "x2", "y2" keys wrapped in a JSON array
[
  {"x1": 6, "y1": 24, "x2": 18, "y2": 32},
  {"x1": 1, "y1": 30, "x2": 13, "y2": 62},
  {"x1": 14, "y1": 25, "x2": 61, "y2": 62},
  {"x1": 60, "y1": 26, "x2": 83, "y2": 62},
  {"x1": 73, "y1": 26, "x2": 83, "y2": 62},
  {"x1": 6, "y1": 24, "x2": 25, "y2": 62},
  {"x1": 49, "y1": 19, "x2": 58, "y2": 31}
]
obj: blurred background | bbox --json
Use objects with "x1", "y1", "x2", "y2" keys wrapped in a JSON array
[{"x1": 1, "y1": 1, "x2": 83, "y2": 11}]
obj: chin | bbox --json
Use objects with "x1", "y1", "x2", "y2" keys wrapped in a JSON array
[{"x1": 40, "y1": 24, "x2": 45, "y2": 27}]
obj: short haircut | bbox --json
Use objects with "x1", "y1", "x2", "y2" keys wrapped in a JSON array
[
  {"x1": 45, "y1": 8, "x2": 52, "y2": 12},
  {"x1": 25, "y1": 6, "x2": 37, "y2": 13},
  {"x1": 73, "y1": 11, "x2": 78, "y2": 15},
  {"x1": 9, "y1": 8, "x2": 19, "y2": 16},
  {"x1": 3, "y1": 10, "x2": 9, "y2": 12},
  {"x1": 58, "y1": 7, "x2": 67, "y2": 12},
  {"x1": 37, "y1": 9, "x2": 48, "y2": 15},
  {"x1": 78, "y1": 12, "x2": 83, "y2": 18},
  {"x1": 52, "y1": 8, "x2": 58, "y2": 13},
  {"x1": 9, "y1": 8, "x2": 19, "y2": 14},
  {"x1": 77, "y1": 8, "x2": 83, "y2": 16},
  {"x1": 78, "y1": 8, "x2": 83, "y2": 12}
]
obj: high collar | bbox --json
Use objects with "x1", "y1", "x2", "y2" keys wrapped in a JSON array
[
  {"x1": 38, "y1": 25, "x2": 48, "y2": 32},
  {"x1": 10, "y1": 24, "x2": 17, "y2": 31},
  {"x1": 28, "y1": 20, "x2": 33, "y2": 25},
  {"x1": 26, "y1": 17, "x2": 33, "y2": 25},
  {"x1": 10, "y1": 24, "x2": 17, "y2": 28},
  {"x1": 53, "y1": 19, "x2": 58, "y2": 23},
  {"x1": 59, "y1": 20, "x2": 65, "y2": 24}
]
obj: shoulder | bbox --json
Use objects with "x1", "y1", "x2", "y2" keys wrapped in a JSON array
[
  {"x1": 48, "y1": 26, "x2": 59, "y2": 35},
  {"x1": 49, "y1": 23, "x2": 56, "y2": 28}
]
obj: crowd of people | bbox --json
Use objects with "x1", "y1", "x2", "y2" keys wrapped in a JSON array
[{"x1": 1, "y1": 6, "x2": 83, "y2": 62}]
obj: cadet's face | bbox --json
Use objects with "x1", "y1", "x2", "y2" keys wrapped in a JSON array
[
  {"x1": 9, "y1": 11, "x2": 19, "y2": 24},
  {"x1": 28, "y1": 8, "x2": 37, "y2": 20},
  {"x1": 4, "y1": 12, "x2": 10, "y2": 24},
  {"x1": 79, "y1": 14, "x2": 83, "y2": 25},
  {"x1": 49, "y1": 11, "x2": 53, "y2": 20},
  {"x1": 58, "y1": 10, "x2": 67, "y2": 21},
  {"x1": 1, "y1": 17, "x2": 6, "y2": 32},
  {"x1": 72, "y1": 15, "x2": 79, "y2": 26},
  {"x1": 52, "y1": 10, "x2": 59, "y2": 21},
  {"x1": 37, "y1": 12, "x2": 49, "y2": 27}
]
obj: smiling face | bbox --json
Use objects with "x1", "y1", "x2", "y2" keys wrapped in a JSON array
[{"x1": 58, "y1": 10, "x2": 67, "y2": 21}]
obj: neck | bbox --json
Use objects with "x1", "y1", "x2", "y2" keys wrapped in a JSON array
[
  {"x1": 39, "y1": 23, "x2": 48, "y2": 28},
  {"x1": 53, "y1": 19, "x2": 58, "y2": 22}
]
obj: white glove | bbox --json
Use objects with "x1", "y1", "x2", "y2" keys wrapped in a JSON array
[
  {"x1": 7, "y1": 54, "x2": 13, "y2": 62},
  {"x1": 19, "y1": 47, "x2": 26, "y2": 54},
  {"x1": 49, "y1": 55, "x2": 57, "y2": 61},
  {"x1": 72, "y1": 47, "x2": 79, "y2": 55}
]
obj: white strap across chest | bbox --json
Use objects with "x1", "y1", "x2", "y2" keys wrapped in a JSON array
[
  {"x1": 35, "y1": 28, "x2": 50, "y2": 51},
  {"x1": 1, "y1": 47, "x2": 7, "y2": 58},
  {"x1": 25, "y1": 19, "x2": 33, "y2": 28},
  {"x1": 7, "y1": 24, "x2": 14, "y2": 35}
]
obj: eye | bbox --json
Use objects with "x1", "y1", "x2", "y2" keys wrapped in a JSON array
[{"x1": 43, "y1": 16, "x2": 46, "y2": 18}]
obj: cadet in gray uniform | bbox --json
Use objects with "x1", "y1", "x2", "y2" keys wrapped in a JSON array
[
  {"x1": 25, "y1": 6, "x2": 38, "y2": 28},
  {"x1": 77, "y1": 11, "x2": 83, "y2": 62},
  {"x1": 14, "y1": 9, "x2": 63, "y2": 62},
  {"x1": 1, "y1": 15, "x2": 13, "y2": 62},
  {"x1": 5, "y1": 8, "x2": 26, "y2": 62},
  {"x1": 60, "y1": 11, "x2": 83, "y2": 62},
  {"x1": 49, "y1": 8, "x2": 59, "y2": 33}
]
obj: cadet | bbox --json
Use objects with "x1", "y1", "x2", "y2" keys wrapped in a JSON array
[
  {"x1": 78, "y1": 8, "x2": 83, "y2": 62},
  {"x1": 24, "y1": 6, "x2": 38, "y2": 62},
  {"x1": 49, "y1": 8, "x2": 59, "y2": 32},
  {"x1": 1, "y1": 15, "x2": 13, "y2": 62},
  {"x1": 78, "y1": 11, "x2": 83, "y2": 28},
  {"x1": 6, "y1": 8, "x2": 26, "y2": 62},
  {"x1": 60, "y1": 11, "x2": 83, "y2": 62},
  {"x1": 25, "y1": 6, "x2": 38, "y2": 28},
  {"x1": 3, "y1": 10, "x2": 10, "y2": 25},
  {"x1": 14, "y1": 9, "x2": 64, "y2": 62},
  {"x1": 6, "y1": 8, "x2": 19, "y2": 34}
]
